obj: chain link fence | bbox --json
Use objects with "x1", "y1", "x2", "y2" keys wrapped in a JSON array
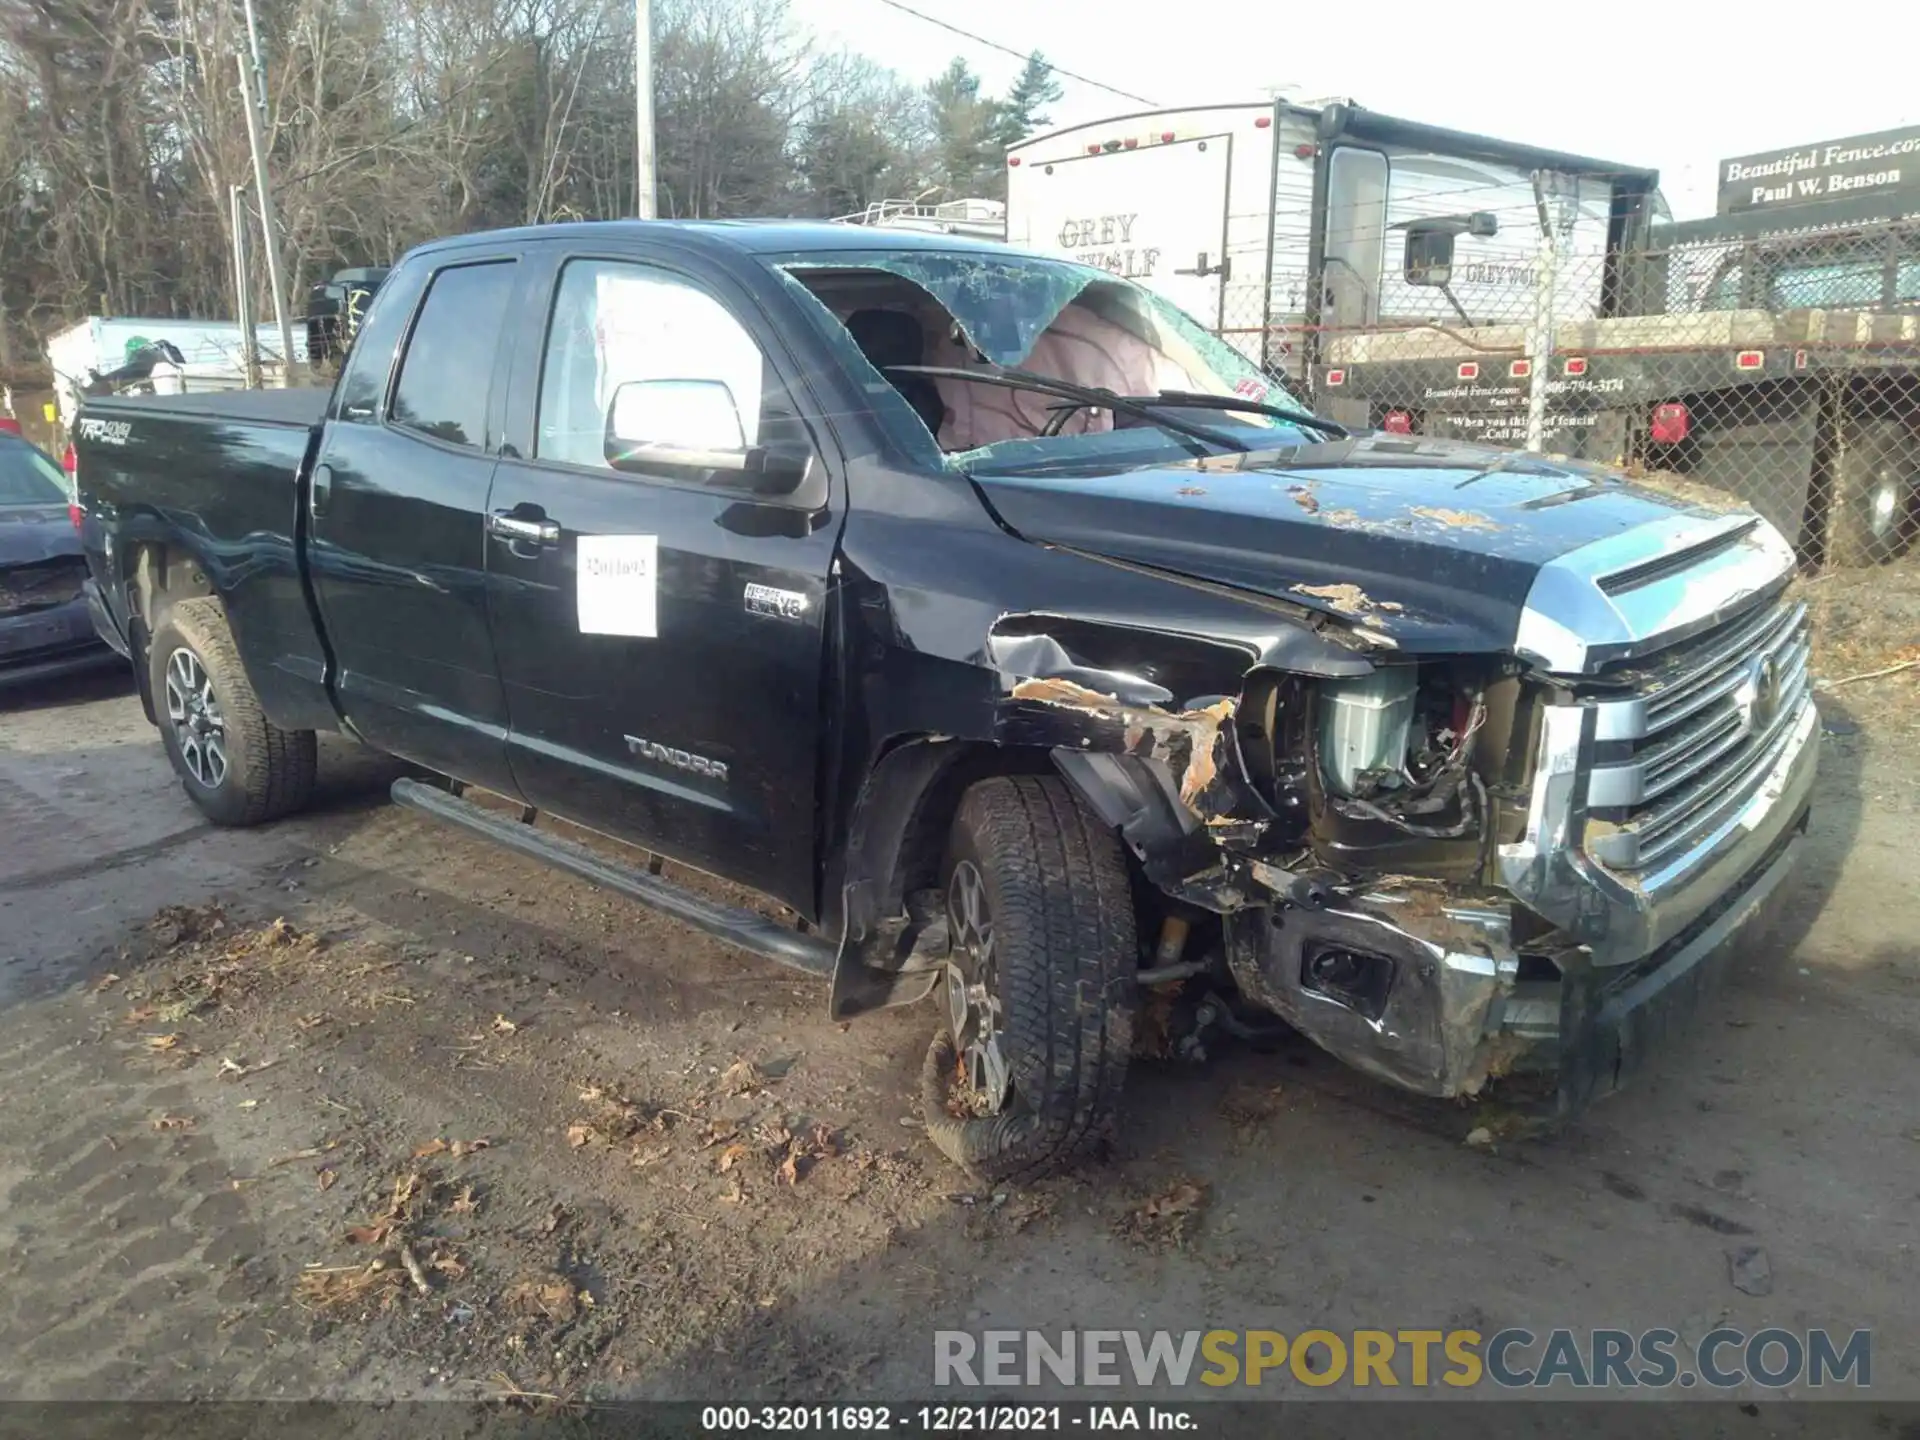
[{"x1": 1222, "y1": 211, "x2": 1920, "y2": 570}]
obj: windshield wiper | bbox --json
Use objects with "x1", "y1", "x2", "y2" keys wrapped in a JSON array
[
  {"x1": 1134, "y1": 388, "x2": 1349, "y2": 440},
  {"x1": 888, "y1": 364, "x2": 1250, "y2": 454}
]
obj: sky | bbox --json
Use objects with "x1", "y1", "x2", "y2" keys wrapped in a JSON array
[{"x1": 787, "y1": 0, "x2": 1920, "y2": 221}]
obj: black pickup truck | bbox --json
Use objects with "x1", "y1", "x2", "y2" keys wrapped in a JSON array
[{"x1": 75, "y1": 221, "x2": 1820, "y2": 1181}]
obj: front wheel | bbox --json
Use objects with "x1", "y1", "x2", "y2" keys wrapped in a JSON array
[
  {"x1": 919, "y1": 775, "x2": 1138, "y2": 1185},
  {"x1": 149, "y1": 598, "x2": 317, "y2": 826}
]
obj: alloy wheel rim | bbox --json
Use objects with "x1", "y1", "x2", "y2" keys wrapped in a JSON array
[
  {"x1": 163, "y1": 647, "x2": 228, "y2": 789},
  {"x1": 1869, "y1": 478, "x2": 1900, "y2": 540},
  {"x1": 945, "y1": 859, "x2": 1011, "y2": 1114}
]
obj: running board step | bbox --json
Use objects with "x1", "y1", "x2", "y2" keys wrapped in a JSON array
[{"x1": 390, "y1": 778, "x2": 837, "y2": 979}]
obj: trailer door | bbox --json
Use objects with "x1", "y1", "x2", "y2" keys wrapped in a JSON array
[{"x1": 1009, "y1": 137, "x2": 1234, "y2": 329}]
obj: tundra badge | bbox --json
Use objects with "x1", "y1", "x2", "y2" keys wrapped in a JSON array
[{"x1": 624, "y1": 735, "x2": 729, "y2": 783}]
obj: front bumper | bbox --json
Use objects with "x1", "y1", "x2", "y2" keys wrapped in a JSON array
[{"x1": 1223, "y1": 697, "x2": 1818, "y2": 1103}]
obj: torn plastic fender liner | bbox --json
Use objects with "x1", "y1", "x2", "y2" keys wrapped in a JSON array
[{"x1": 1004, "y1": 676, "x2": 1237, "y2": 811}]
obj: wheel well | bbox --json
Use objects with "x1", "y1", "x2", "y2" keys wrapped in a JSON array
[
  {"x1": 885, "y1": 740, "x2": 1054, "y2": 913},
  {"x1": 128, "y1": 543, "x2": 215, "y2": 633}
]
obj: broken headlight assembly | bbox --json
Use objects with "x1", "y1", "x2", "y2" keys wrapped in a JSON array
[{"x1": 1313, "y1": 665, "x2": 1490, "y2": 841}]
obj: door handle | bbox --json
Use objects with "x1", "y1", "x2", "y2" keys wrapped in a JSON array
[
  {"x1": 310, "y1": 463, "x2": 333, "y2": 519},
  {"x1": 487, "y1": 510, "x2": 560, "y2": 546}
]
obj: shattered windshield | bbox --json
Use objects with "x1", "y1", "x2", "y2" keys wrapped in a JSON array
[{"x1": 769, "y1": 247, "x2": 1312, "y2": 472}]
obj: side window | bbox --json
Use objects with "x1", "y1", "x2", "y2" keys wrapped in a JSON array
[
  {"x1": 389, "y1": 262, "x2": 517, "y2": 449},
  {"x1": 333, "y1": 266, "x2": 422, "y2": 423},
  {"x1": 536, "y1": 258, "x2": 782, "y2": 476},
  {"x1": 1701, "y1": 262, "x2": 1743, "y2": 311},
  {"x1": 1896, "y1": 258, "x2": 1920, "y2": 305},
  {"x1": 1769, "y1": 258, "x2": 1883, "y2": 310}
]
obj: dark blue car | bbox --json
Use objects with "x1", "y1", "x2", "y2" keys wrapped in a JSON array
[{"x1": 0, "y1": 433, "x2": 118, "y2": 691}]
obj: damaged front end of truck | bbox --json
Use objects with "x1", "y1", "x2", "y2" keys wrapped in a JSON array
[
  {"x1": 975, "y1": 506, "x2": 1819, "y2": 1117},
  {"x1": 988, "y1": 602, "x2": 1543, "y2": 1103}
]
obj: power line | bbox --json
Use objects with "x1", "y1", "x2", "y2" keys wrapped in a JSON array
[{"x1": 874, "y1": 0, "x2": 1156, "y2": 108}]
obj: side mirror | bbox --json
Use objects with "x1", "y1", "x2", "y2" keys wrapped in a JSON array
[
  {"x1": 1465, "y1": 210, "x2": 1498, "y2": 239},
  {"x1": 1403, "y1": 227, "x2": 1456, "y2": 287},
  {"x1": 603, "y1": 378, "x2": 813, "y2": 497}
]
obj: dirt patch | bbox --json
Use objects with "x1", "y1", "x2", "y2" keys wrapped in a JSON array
[
  {"x1": 42, "y1": 888, "x2": 951, "y2": 1399},
  {"x1": 1806, "y1": 554, "x2": 1920, "y2": 742}
]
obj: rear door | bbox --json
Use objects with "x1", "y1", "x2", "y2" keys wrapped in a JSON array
[
  {"x1": 484, "y1": 242, "x2": 844, "y2": 915},
  {"x1": 1013, "y1": 137, "x2": 1235, "y2": 329},
  {"x1": 308, "y1": 251, "x2": 523, "y2": 794}
]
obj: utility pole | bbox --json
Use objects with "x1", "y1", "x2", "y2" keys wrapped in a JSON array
[
  {"x1": 634, "y1": 0, "x2": 656, "y2": 218},
  {"x1": 229, "y1": 185, "x2": 261, "y2": 389},
  {"x1": 1523, "y1": 169, "x2": 1575, "y2": 454},
  {"x1": 236, "y1": 0, "x2": 298, "y2": 382}
]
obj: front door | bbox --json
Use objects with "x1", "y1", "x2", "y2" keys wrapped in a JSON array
[
  {"x1": 485, "y1": 246, "x2": 843, "y2": 914},
  {"x1": 308, "y1": 253, "x2": 523, "y2": 794}
]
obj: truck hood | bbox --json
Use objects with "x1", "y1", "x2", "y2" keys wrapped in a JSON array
[{"x1": 969, "y1": 434, "x2": 1742, "y2": 656}]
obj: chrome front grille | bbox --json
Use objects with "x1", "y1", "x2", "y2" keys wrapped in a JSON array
[{"x1": 1580, "y1": 595, "x2": 1812, "y2": 874}]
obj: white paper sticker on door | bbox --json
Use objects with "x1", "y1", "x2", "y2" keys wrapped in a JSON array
[{"x1": 577, "y1": 534, "x2": 658, "y2": 637}]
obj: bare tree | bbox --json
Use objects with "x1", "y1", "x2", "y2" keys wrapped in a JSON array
[{"x1": 0, "y1": 0, "x2": 1034, "y2": 363}]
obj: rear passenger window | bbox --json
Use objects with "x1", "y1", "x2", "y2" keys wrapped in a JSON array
[
  {"x1": 389, "y1": 262, "x2": 516, "y2": 449},
  {"x1": 333, "y1": 266, "x2": 421, "y2": 423}
]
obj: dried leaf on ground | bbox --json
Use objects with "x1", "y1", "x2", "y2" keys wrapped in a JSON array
[
  {"x1": 412, "y1": 1136, "x2": 488, "y2": 1160},
  {"x1": 504, "y1": 1274, "x2": 583, "y2": 1323},
  {"x1": 491, "y1": 1014, "x2": 518, "y2": 1035},
  {"x1": 449, "y1": 1185, "x2": 479, "y2": 1214},
  {"x1": 318, "y1": 1168, "x2": 338, "y2": 1192},
  {"x1": 149, "y1": 902, "x2": 226, "y2": 949},
  {"x1": 565, "y1": 1122, "x2": 599, "y2": 1149},
  {"x1": 218, "y1": 1056, "x2": 279, "y2": 1079},
  {"x1": 344, "y1": 1170, "x2": 427, "y2": 1246},
  {"x1": 698, "y1": 1120, "x2": 740, "y2": 1150},
  {"x1": 145, "y1": 1033, "x2": 182, "y2": 1051},
  {"x1": 151, "y1": 1114, "x2": 196, "y2": 1131},
  {"x1": 718, "y1": 1060, "x2": 760, "y2": 1094},
  {"x1": 1119, "y1": 1179, "x2": 1210, "y2": 1248},
  {"x1": 294, "y1": 1261, "x2": 401, "y2": 1312},
  {"x1": 716, "y1": 1143, "x2": 753, "y2": 1174},
  {"x1": 91, "y1": 972, "x2": 122, "y2": 993},
  {"x1": 772, "y1": 1123, "x2": 840, "y2": 1185}
]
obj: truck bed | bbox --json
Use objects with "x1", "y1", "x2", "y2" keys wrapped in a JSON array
[
  {"x1": 76, "y1": 384, "x2": 333, "y2": 731},
  {"x1": 86, "y1": 385, "x2": 331, "y2": 428}
]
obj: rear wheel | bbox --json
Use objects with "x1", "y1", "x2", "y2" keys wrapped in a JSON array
[
  {"x1": 149, "y1": 598, "x2": 316, "y2": 826},
  {"x1": 1827, "y1": 415, "x2": 1918, "y2": 568},
  {"x1": 919, "y1": 775, "x2": 1137, "y2": 1185}
]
